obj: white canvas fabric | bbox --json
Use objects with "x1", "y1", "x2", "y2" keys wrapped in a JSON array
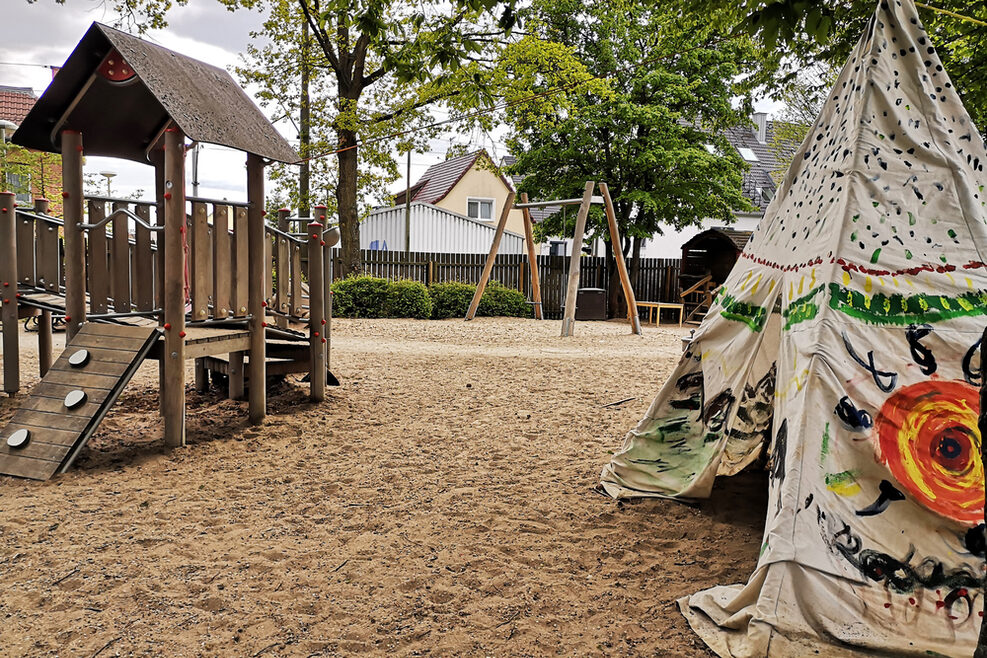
[{"x1": 600, "y1": 1, "x2": 987, "y2": 655}]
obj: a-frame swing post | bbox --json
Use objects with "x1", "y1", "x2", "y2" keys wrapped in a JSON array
[
  {"x1": 560, "y1": 181, "x2": 595, "y2": 337},
  {"x1": 600, "y1": 183, "x2": 641, "y2": 335},
  {"x1": 519, "y1": 193, "x2": 544, "y2": 320},
  {"x1": 465, "y1": 190, "x2": 516, "y2": 321}
]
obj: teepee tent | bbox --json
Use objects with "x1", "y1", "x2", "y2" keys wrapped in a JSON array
[{"x1": 600, "y1": 0, "x2": 987, "y2": 655}]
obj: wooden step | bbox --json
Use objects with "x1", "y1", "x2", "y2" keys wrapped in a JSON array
[{"x1": 0, "y1": 323, "x2": 160, "y2": 480}]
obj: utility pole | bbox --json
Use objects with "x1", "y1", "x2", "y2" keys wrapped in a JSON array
[
  {"x1": 405, "y1": 149, "x2": 411, "y2": 252},
  {"x1": 299, "y1": 16, "x2": 311, "y2": 218},
  {"x1": 190, "y1": 144, "x2": 200, "y2": 197}
]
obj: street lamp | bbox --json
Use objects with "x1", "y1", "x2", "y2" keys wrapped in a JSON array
[{"x1": 99, "y1": 170, "x2": 117, "y2": 197}]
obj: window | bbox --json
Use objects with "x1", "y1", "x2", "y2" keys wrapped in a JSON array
[
  {"x1": 467, "y1": 197, "x2": 494, "y2": 221},
  {"x1": 549, "y1": 240, "x2": 566, "y2": 257},
  {"x1": 6, "y1": 172, "x2": 30, "y2": 205},
  {"x1": 737, "y1": 147, "x2": 759, "y2": 162}
]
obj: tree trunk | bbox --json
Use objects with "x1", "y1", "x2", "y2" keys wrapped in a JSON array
[
  {"x1": 335, "y1": 127, "x2": 362, "y2": 277},
  {"x1": 299, "y1": 18, "x2": 311, "y2": 217}
]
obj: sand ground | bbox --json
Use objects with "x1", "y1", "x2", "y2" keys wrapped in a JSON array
[{"x1": 0, "y1": 317, "x2": 765, "y2": 657}]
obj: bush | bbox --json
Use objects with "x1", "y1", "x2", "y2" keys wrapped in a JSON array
[
  {"x1": 429, "y1": 281, "x2": 531, "y2": 319},
  {"x1": 330, "y1": 275, "x2": 390, "y2": 318},
  {"x1": 429, "y1": 281, "x2": 476, "y2": 319},
  {"x1": 385, "y1": 279, "x2": 433, "y2": 319},
  {"x1": 478, "y1": 281, "x2": 532, "y2": 318}
]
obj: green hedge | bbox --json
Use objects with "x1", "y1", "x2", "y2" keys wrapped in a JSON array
[
  {"x1": 330, "y1": 275, "x2": 390, "y2": 318},
  {"x1": 385, "y1": 279, "x2": 433, "y2": 319},
  {"x1": 331, "y1": 276, "x2": 531, "y2": 319}
]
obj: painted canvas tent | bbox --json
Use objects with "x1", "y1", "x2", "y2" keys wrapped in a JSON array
[{"x1": 600, "y1": 0, "x2": 986, "y2": 655}]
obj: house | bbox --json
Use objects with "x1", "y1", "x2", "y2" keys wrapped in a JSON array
[
  {"x1": 392, "y1": 150, "x2": 526, "y2": 235},
  {"x1": 368, "y1": 149, "x2": 527, "y2": 254},
  {"x1": 0, "y1": 84, "x2": 62, "y2": 213}
]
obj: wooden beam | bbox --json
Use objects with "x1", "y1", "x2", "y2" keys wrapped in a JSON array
[
  {"x1": 246, "y1": 153, "x2": 267, "y2": 424},
  {"x1": 61, "y1": 130, "x2": 86, "y2": 341},
  {"x1": 112, "y1": 201, "x2": 131, "y2": 312},
  {"x1": 162, "y1": 126, "x2": 187, "y2": 448},
  {"x1": 307, "y1": 221, "x2": 326, "y2": 401},
  {"x1": 560, "y1": 181, "x2": 595, "y2": 337},
  {"x1": 38, "y1": 310, "x2": 53, "y2": 377},
  {"x1": 600, "y1": 183, "x2": 641, "y2": 335},
  {"x1": 1, "y1": 193, "x2": 18, "y2": 394},
  {"x1": 464, "y1": 190, "x2": 516, "y2": 321},
  {"x1": 519, "y1": 193, "x2": 543, "y2": 320}
]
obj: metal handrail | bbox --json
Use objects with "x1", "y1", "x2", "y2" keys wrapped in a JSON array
[
  {"x1": 77, "y1": 207, "x2": 164, "y2": 232},
  {"x1": 85, "y1": 194, "x2": 157, "y2": 206},
  {"x1": 186, "y1": 195, "x2": 251, "y2": 208},
  {"x1": 515, "y1": 196, "x2": 604, "y2": 209},
  {"x1": 265, "y1": 223, "x2": 306, "y2": 245},
  {"x1": 14, "y1": 209, "x2": 64, "y2": 227}
]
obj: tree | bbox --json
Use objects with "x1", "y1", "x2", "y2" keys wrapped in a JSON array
[
  {"x1": 47, "y1": 0, "x2": 518, "y2": 277},
  {"x1": 681, "y1": 0, "x2": 987, "y2": 129},
  {"x1": 502, "y1": 0, "x2": 763, "y2": 314}
]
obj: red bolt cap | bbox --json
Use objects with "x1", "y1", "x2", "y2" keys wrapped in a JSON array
[
  {"x1": 163, "y1": 192, "x2": 172, "y2": 200},
  {"x1": 262, "y1": 321, "x2": 268, "y2": 327},
  {"x1": 261, "y1": 301, "x2": 268, "y2": 307},
  {"x1": 321, "y1": 319, "x2": 326, "y2": 325},
  {"x1": 62, "y1": 192, "x2": 70, "y2": 198},
  {"x1": 163, "y1": 323, "x2": 172, "y2": 330},
  {"x1": 76, "y1": 145, "x2": 84, "y2": 152},
  {"x1": 2, "y1": 282, "x2": 7, "y2": 286},
  {"x1": 261, "y1": 210, "x2": 267, "y2": 217},
  {"x1": 1, "y1": 208, "x2": 7, "y2": 213},
  {"x1": 312, "y1": 233, "x2": 319, "y2": 239},
  {"x1": 179, "y1": 330, "x2": 186, "y2": 338},
  {"x1": 314, "y1": 331, "x2": 319, "y2": 337},
  {"x1": 321, "y1": 338, "x2": 327, "y2": 343},
  {"x1": 64, "y1": 315, "x2": 70, "y2": 322},
  {"x1": 320, "y1": 240, "x2": 326, "y2": 246},
  {"x1": 15, "y1": 293, "x2": 21, "y2": 298}
]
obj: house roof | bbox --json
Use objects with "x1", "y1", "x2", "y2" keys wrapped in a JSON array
[
  {"x1": 13, "y1": 22, "x2": 298, "y2": 164},
  {"x1": 395, "y1": 150, "x2": 513, "y2": 206},
  {"x1": 0, "y1": 86, "x2": 37, "y2": 125},
  {"x1": 723, "y1": 121, "x2": 798, "y2": 212}
]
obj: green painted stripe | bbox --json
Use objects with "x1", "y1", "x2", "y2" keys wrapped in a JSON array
[
  {"x1": 719, "y1": 293, "x2": 768, "y2": 331},
  {"x1": 827, "y1": 283, "x2": 987, "y2": 325}
]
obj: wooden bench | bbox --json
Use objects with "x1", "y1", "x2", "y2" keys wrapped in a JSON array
[{"x1": 638, "y1": 301, "x2": 684, "y2": 327}]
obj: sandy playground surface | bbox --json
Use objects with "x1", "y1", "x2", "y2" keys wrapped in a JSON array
[{"x1": 0, "y1": 317, "x2": 766, "y2": 657}]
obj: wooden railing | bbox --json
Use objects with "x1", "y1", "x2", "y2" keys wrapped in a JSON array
[{"x1": 11, "y1": 196, "x2": 338, "y2": 328}]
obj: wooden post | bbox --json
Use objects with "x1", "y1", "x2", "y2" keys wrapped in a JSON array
[
  {"x1": 228, "y1": 351, "x2": 245, "y2": 400},
  {"x1": 162, "y1": 127, "x2": 187, "y2": 448},
  {"x1": 519, "y1": 193, "x2": 544, "y2": 320},
  {"x1": 1, "y1": 193, "x2": 18, "y2": 395},
  {"x1": 61, "y1": 130, "x2": 86, "y2": 341},
  {"x1": 315, "y1": 204, "x2": 331, "y2": 375},
  {"x1": 307, "y1": 221, "x2": 326, "y2": 401},
  {"x1": 600, "y1": 183, "x2": 641, "y2": 335},
  {"x1": 112, "y1": 201, "x2": 131, "y2": 312},
  {"x1": 561, "y1": 181, "x2": 595, "y2": 337},
  {"x1": 465, "y1": 190, "x2": 516, "y2": 320},
  {"x1": 275, "y1": 208, "x2": 290, "y2": 329},
  {"x1": 38, "y1": 310, "x2": 52, "y2": 377},
  {"x1": 246, "y1": 153, "x2": 267, "y2": 424}
]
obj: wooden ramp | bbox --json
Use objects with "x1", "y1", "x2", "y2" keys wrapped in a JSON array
[{"x1": 0, "y1": 324, "x2": 159, "y2": 480}]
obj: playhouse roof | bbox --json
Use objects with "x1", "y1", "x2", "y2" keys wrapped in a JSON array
[
  {"x1": 13, "y1": 23, "x2": 298, "y2": 164},
  {"x1": 681, "y1": 227, "x2": 752, "y2": 253}
]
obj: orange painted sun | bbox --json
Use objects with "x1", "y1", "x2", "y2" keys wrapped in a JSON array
[{"x1": 875, "y1": 380, "x2": 983, "y2": 526}]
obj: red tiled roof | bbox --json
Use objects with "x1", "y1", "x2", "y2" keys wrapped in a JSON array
[
  {"x1": 0, "y1": 86, "x2": 37, "y2": 125},
  {"x1": 394, "y1": 150, "x2": 513, "y2": 206}
]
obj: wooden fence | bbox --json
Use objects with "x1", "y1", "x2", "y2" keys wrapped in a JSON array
[{"x1": 330, "y1": 249, "x2": 681, "y2": 320}]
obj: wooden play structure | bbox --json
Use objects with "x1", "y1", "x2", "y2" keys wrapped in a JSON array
[
  {"x1": 679, "y1": 227, "x2": 752, "y2": 323},
  {"x1": 465, "y1": 181, "x2": 641, "y2": 337},
  {"x1": 0, "y1": 23, "x2": 337, "y2": 480}
]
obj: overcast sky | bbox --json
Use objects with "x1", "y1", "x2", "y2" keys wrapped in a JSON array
[{"x1": 4, "y1": 1, "x2": 779, "y2": 207}]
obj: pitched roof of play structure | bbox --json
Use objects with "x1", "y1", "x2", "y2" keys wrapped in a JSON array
[
  {"x1": 13, "y1": 22, "x2": 298, "y2": 164},
  {"x1": 602, "y1": 0, "x2": 987, "y2": 654}
]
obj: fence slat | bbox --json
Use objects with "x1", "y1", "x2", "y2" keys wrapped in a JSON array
[
  {"x1": 134, "y1": 203, "x2": 155, "y2": 311},
  {"x1": 112, "y1": 201, "x2": 131, "y2": 312},
  {"x1": 86, "y1": 200, "x2": 109, "y2": 314},
  {"x1": 37, "y1": 217, "x2": 59, "y2": 293},
  {"x1": 190, "y1": 201, "x2": 211, "y2": 321},
  {"x1": 16, "y1": 214, "x2": 34, "y2": 286},
  {"x1": 213, "y1": 205, "x2": 232, "y2": 318},
  {"x1": 232, "y1": 206, "x2": 249, "y2": 317}
]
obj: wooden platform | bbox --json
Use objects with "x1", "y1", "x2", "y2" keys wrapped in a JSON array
[{"x1": 0, "y1": 324, "x2": 160, "y2": 480}]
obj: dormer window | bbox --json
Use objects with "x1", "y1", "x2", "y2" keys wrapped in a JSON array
[{"x1": 467, "y1": 197, "x2": 494, "y2": 221}]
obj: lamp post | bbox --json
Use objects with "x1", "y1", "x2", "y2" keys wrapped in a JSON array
[{"x1": 99, "y1": 170, "x2": 117, "y2": 197}]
